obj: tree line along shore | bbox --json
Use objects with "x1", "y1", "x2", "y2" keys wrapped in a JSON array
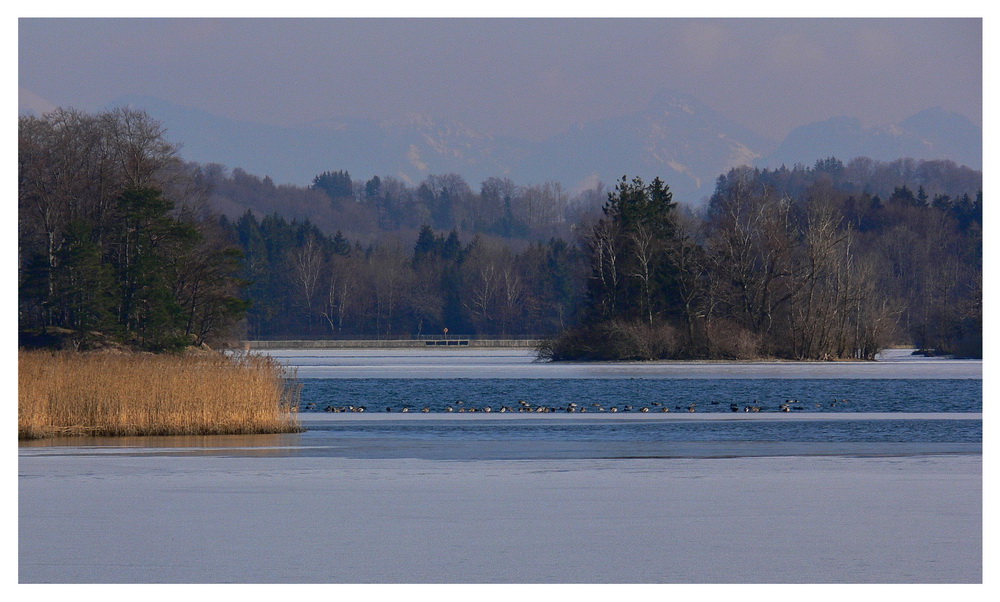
[{"x1": 17, "y1": 107, "x2": 981, "y2": 436}]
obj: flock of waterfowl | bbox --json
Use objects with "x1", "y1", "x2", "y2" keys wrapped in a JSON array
[{"x1": 301, "y1": 398, "x2": 853, "y2": 414}]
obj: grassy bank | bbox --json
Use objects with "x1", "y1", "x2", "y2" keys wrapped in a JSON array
[{"x1": 18, "y1": 350, "x2": 302, "y2": 440}]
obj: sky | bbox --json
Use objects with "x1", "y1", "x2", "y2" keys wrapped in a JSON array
[{"x1": 17, "y1": 16, "x2": 983, "y2": 144}]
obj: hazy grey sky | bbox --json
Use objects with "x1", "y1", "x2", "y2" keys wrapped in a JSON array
[{"x1": 18, "y1": 18, "x2": 982, "y2": 142}]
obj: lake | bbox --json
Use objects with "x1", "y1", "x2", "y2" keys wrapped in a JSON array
[
  {"x1": 254, "y1": 348, "x2": 983, "y2": 461},
  {"x1": 20, "y1": 347, "x2": 982, "y2": 583}
]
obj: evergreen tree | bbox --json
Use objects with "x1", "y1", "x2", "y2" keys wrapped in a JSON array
[
  {"x1": 588, "y1": 175, "x2": 681, "y2": 324},
  {"x1": 413, "y1": 224, "x2": 441, "y2": 266},
  {"x1": 364, "y1": 175, "x2": 381, "y2": 199},
  {"x1": 110, "y1": 187, "x2": 199, "y2": 349},
  {"x1": 331, "y1": 230, "x2": 351, "y2": 256},
  {"x1": 311, "y1": 170, "x2": 354, "y2": 202},
  {"x1": 49, "y1": 219, "x2": 117, "y2": 337},
  {"x1": 441, "y1": 230, "x2": 462, "y2": 262}
]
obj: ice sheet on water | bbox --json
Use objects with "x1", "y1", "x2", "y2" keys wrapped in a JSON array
[
  {"x1": 259, "y1": 347, "x2": 982, "y2": 379},
  {"x1": 18, "y1": 453, "x2": 982, "y2": 583}
]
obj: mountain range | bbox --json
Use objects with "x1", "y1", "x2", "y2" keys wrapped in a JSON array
[{"x1": 99, "y1": 90, "x2": 981, "y2": 204}]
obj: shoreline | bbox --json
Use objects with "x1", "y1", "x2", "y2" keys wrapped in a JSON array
[{"x1": 243, "y1": 339, "x2": 544, "y2": 349}]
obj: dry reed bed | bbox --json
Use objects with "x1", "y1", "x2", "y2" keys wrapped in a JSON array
[{"x1": 18, "y1": 350, "x2": 302, "y2": 440}]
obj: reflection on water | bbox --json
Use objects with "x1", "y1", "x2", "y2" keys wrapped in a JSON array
[
  {"x1": 19, "y1": 432, "x2": 305, "y2": 456},
  {"x1": 307, "y1": 416, "x2": 983, "y2": 443},
  {"x1": 19, "y1": 415, "x2": 980, "y2": 461}
]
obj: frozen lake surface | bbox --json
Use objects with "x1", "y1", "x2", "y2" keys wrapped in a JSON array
[
  {"x1": 19, "y1": 452, "x2": 981, "y2": 583},
  {"x1": 19, "y1": 348, "x2": 982, "y2": 583},
  {"x1": 265, "y1": 347, "x2": 983, "y2": 379}
]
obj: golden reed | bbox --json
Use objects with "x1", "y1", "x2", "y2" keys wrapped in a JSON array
[{"x1": 18, "y1": 350, "x2": 302, "y2": 440}]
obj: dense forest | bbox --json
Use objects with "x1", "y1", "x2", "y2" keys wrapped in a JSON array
[
  {"x1": 228, "y1": 215, "x2": 586, "y2": 339},
  {"x1": 18, "y1": 108, "x2": 247, "y2": 350},
  {"x1": 548, "y1": 166, "x2": 981, "y2": 360},
  {"x1": 18, "y1": 108, "x2": 982, "y2": 358}
]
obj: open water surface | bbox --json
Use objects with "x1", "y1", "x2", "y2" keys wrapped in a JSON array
[
  {"x1": 299, "y1": 377, "x2": 980, "y2": 414},
  {"x1": 282, "y1": 348, "x2": 981, "y2": 459}
]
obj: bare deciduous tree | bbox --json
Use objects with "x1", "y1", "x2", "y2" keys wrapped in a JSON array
[{"x1": 290, "y1": 234, "x2": 324, "y2": 327}]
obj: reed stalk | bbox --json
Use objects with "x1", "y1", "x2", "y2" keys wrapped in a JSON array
[{"x1": 18, "y1": 350, "x2": 302, "y2": 440}]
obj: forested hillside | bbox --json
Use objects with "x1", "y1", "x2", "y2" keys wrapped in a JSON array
[
  {"x1": 228, "y1": 215, "x2": 586, "y2": 339},
  {"x1": 207, "y1": 157, "x2": 981, "y2": 358},
  {"x1": 198, "y1": 164, "x2": 597, "y2": 244},
  {"x1": 19, "y1": 108, "x2": 982, "y2": 358}
]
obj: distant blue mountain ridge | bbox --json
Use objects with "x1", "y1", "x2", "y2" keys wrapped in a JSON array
[
  {"x1": 97, "y1": 92, "x2": 981, "y2": 204},
  {"x1": 768, "y1": 109, "x2": 981, "y2": 174}
]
